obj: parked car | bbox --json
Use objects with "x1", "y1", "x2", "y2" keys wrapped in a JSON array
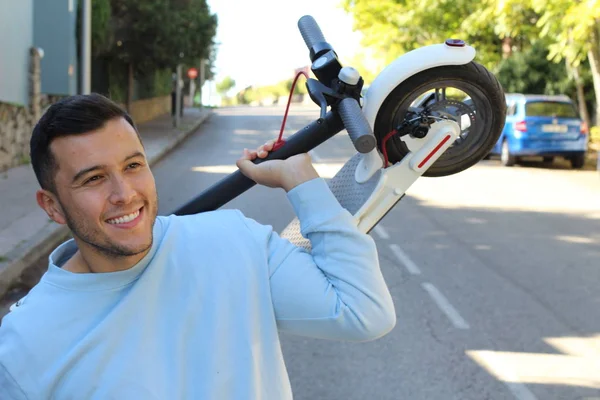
[{"x1": 489, "y1": 93, "x2": 588, "y2": 168}]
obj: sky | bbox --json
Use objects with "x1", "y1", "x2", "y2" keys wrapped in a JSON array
[{"x1": 205, "y1": 0, "x2": 364, "y2": 94}]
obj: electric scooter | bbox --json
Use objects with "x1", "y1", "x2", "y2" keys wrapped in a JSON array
[{"x1": 174, "y1": 15, "x2": 506, "y2": 250}]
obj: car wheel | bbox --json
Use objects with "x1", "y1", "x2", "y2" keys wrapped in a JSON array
[
  {"x1": 500, "y1": 140, "x2": 516, "y2": 166},
  {"x1": 543, "y1": 156, "x2": 554, "y2": 163},
  {"x1": 570, "y1": 153, "x2": 585, "y2": 169}
]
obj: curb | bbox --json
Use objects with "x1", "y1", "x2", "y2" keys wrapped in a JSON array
[{"x1": 0, "y1": 109, "x2": 213, "y2": 298}]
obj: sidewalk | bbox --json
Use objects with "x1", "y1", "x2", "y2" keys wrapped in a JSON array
[{"x1": 0, "y1": 107, "x2": 212, "y2": 298}]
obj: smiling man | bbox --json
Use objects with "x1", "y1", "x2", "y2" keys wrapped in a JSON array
[
  {"x1": 0, "y1": 93, "x2": 395, "y2": 399},
  {"x1": 38, "y1": 115, "x2": 157, "y2": 274}
]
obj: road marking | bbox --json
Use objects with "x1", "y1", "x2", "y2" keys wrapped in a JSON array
[
  {"x1": 422, "y1": 282, "x2": 470, "y2": 329},
  {"x1": 389, "y1": 244, "x2": 421, "y2": 275},
  {"x1": 373, "y1": 225, "x2": 390, "y2": 240},
  {"x1": 467, "y1": 351, "x2": 539, "y2": 400}
]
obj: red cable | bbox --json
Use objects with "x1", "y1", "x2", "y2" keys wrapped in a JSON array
[
  {"x1": 275, "y1": 71, "x2": 398, "y2": 169},
  {"x1": 381, "y1": 129, "x2": 398, "y2": 168},
  {"x1": 273, "y1": 71, "x2": 310, "y2": 151}
]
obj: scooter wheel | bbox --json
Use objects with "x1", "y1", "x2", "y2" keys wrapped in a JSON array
[{"x1": 374, "y1": 62, "x2": 506, "y2": 177}]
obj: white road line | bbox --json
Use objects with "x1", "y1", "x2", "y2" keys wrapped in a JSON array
[
  {"x1": 504, "y1": 382, "x2": 539, "y2": 400},
  {"x1": 467, "y1": 351, "x2": 539, "y2": 400},
  {"x1": 389, "y1": 244, "x2": 421, "y2": 275},
  {"x1": 373, "y1": 225, "x2": 390, "y2": 240},
  {"x1": 422, "y1": 283, "x2": 470, "y2": 330}
]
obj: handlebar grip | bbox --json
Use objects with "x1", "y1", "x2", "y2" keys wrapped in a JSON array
[
  {"x1": 338, "y1": 98, "x2": 377, "y2": 154},
  {"x1": 298, "y1": 15, "x2": 326, "y2": 50}
]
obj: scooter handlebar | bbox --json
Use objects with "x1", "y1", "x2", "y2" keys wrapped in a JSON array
[
  {"x1": 298, "y1": 15, "x2": 326, "y2": 51},
  {"x1": 338, "y1": 98, "x2": 377, "y2": 154}
]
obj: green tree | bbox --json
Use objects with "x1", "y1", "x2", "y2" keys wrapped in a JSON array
[
  {"x1": 216, "y1": 76, "x2": 236, "y2": 96},
  {"x1": 342, "y1": 0, "x2": 502, "y2": 68},
  {"x1": 531, "y1": 0, "x2": 599, "y2": 125},
  {"x1": 108, "y1": 0, "x2": 217, "y2": 71},
  {"x1": 91, "y1": 0, "x2": 218, "y2": 109},
  {"x1": 496, "y1": 40, "x2": 574, "y2": 94}
]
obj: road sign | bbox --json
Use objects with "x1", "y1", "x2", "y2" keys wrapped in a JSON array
[{"x1": 187, "y1": 68, "x2": 198, "y2": 80}]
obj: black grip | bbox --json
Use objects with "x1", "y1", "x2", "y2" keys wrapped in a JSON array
[
  {"x1": 298, "y1": 15, "x2": 326, "y2": 50},
  {"x1": 338, "y1": 98, "x2": 377, "y2": 154}
]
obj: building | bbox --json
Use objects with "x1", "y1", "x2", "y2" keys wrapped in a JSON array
[{"x1": 0, "y1": 0, "x2": 78, "y2": 171}]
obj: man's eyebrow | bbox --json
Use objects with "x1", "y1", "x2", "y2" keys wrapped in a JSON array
[
  {"x1": 124, "y1": 151, "x2": 145, "y2": 162},
  {"x1": 71, "y1": 151, "x2": 145, "y2": 184},
  {"x1": 72, "y1": 165, "x2": 103, "y2": 184}
]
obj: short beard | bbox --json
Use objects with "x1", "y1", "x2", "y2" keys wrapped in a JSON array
[{"x1": 60, "y1": 198, "x2": 158, "y2": 259}]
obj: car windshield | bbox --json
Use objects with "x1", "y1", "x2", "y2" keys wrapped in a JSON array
[{"x1": 525, "y1": 101, "x2": 578, "y2": 118}]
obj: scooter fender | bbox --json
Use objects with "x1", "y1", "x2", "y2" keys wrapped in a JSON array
[
  {"x1": 353, "y1": 43, "x2": 475, "y2": 183},
  {"x1": 362, "y1": 43, "x2": 476, "y2": 129}
]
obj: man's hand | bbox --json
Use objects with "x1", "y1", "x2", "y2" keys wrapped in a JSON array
[{"x1": 236, "y1": 140, "x2": 320, "y2": 192}]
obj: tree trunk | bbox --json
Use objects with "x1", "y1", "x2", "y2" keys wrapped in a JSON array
[
  {"x1": 126, "y1": 63, "x2": 134, "y2": 112},
  {"x1": 572, "y1": 63, "x2": 591, "y2": 132},
  {"x1": 587, "y1": 22, "x2": 600, "y2": 127},
  {"x1": 502, "y1": 37, "x2": 513, "y2": 59}
]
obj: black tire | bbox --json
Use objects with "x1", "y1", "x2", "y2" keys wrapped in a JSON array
[
  {"x1": 500, "y1": 139, "x2": 516, "y2": 166},
  {"x1": 374, "y1": 62, "x2": 506, "y2": 177},
  {"x1": 543, "y1": 156, "x2": 554, "y2": 163},
  {"x1": 570, "y1": 153, "x2": 585, "y2": 169}
]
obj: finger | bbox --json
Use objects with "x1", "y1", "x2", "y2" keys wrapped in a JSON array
[
  {"x1": 264, "y1": 140, "x2": 276, "y2": 151},
  {"x1": 236, "y1": 158, "x2": 255, "y2": 179},
  {"x1": 237, "y1": 158, "x2": 265, "y2": 184},
  {"x1": 256, "y1": 145, "x2": 268, "y2": 158}
]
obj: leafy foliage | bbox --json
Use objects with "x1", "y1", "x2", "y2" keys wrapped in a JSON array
[
  {"x1": 90, "y1": 0, "x2": 217, "y2": 101},
  {"x1": 216, "y1": 76, "x2": 236, "y2": 95},
  {"x1": 107, "y1": 0, "x2": 217, "y2": 73},
  {"x1": 343, "y1": 0, "x2": 600, "y2": 126}
]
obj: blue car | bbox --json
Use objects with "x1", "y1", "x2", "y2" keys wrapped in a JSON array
[{"x1": 490, "y1": 93, "x2": 588, "y2": 168}]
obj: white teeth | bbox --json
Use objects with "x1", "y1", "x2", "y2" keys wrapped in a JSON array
[{"x1": 107, "y1": 210, "x2": 140, "y2": 225}]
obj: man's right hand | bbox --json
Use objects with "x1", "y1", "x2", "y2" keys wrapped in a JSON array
[{"x1": 236, "y1": 140, "x2": 320, "y2": 192}]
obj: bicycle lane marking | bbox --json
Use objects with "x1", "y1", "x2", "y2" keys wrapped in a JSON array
[
  {"x1": 389, "y1": 244, "x2": 421, "y2": 275},
  {"x1": 373, "y1": 225, "x2": 390, "y2": 240},
  {"x1": 421, "y1": 283, "x2": 470, "y2": 330},
  {"x1": 377, "y1": 223, "x2": 544, "y2": 400}
]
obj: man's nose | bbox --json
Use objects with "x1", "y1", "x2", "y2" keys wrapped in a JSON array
[{"x1": 109, "y1": 176, "x2": 136, "y2": 204}]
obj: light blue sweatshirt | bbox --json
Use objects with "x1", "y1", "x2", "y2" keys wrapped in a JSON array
[{"x1": 0, "y1": 177, "x2": 396, "y2": 399}]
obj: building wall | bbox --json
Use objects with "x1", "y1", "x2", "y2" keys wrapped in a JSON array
[
  {"x1": 0, "y1": 0, "x2": 34, "y2": 106},
  {"x1": 0, "y1": 50, "x2": 61, "y2": 173},
  {"x1": 34, "y1": 0, "x2": 78, "y2": 96}
]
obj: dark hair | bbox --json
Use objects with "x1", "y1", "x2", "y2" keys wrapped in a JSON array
[{"x1": 30, "y1": 93, "x2": 139, "y2": 193}]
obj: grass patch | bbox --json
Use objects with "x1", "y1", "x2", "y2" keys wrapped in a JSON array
[{"x1": 18, "y1": 154, "x2": 31, "y2": 165}]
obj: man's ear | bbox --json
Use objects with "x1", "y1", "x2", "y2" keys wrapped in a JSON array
[{"x1": 36, "y1": 189, "x2": 67, "y2": 225}]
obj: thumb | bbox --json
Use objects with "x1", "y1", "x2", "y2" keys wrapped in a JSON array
[{"x1": 236, "y1": 158, "x2": 257, "y2": 181}]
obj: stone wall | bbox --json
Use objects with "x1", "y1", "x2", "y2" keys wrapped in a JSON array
[
  {"x1": 0, "y1": 48, "x2": 51, "y2": 173},
  {"x1": 0, "y1": 47, "x2": 172, "y2": 173},
  {"x1": 126, "y1": 95, "x2": 171, "y2": 125}
]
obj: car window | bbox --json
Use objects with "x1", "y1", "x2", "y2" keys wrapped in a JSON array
[
  {"x1": 525, "y1": 101, "x2": 578, "y2": 118},
  {"x1": 507, "y1": 103, "x2": 517, "y2": 116}
]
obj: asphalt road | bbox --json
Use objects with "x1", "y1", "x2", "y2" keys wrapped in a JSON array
[{"x1": 152, "y1": 105, "x2": 600, "y2": 400}]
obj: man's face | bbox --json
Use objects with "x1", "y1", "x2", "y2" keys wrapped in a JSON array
[{"x1": 48, "y1": 117, "x2": 158, "y2": 258}]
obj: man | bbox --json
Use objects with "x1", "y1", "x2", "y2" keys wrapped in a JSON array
[{"x1": 0, "y1": 93, "x2": 395, "y2": 399}]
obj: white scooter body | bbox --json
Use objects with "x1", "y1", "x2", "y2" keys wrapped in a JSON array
[{"x1": 281, "y1": 43, "x2": 473, "y2": 244}]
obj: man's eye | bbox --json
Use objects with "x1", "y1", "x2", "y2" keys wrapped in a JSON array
[
  {"x1": 127, "y1": 162, "x2": 141, "y2": 169},
  {"x1": 84, "y1": 176, "x2": 102, "y2": 184}
]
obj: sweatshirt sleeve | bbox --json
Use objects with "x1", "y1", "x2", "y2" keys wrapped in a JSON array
[{"x1": 239, "y1": 177, "x2": 396, "y2": 342}]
